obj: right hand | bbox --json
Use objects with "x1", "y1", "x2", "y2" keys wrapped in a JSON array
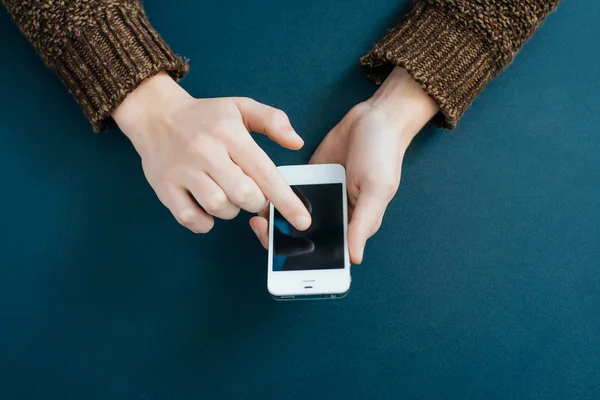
[{"x1": 112, "y1": 72, "x2": 311, "y2": 234}]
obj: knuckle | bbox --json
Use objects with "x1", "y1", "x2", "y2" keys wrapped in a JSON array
[
  {"x1": 230, "y1": 179, "x2": 254, "y2": 204},
  {"x1": 203, "y1": 190, "x2": 228, "y2": 214},
  {"x1": 234, "y1": 133, "x2": 254, "y2": 149},
  {"x1": 186, "y1": 137, "x2": 208, "y2": 157},
  {"x1": 382, "y1": 181, "x2": 397, "y2": 197},
  {"x1": 375, "y1": 218, "x2": 383, "y2": 232},
  {"x1": 236, "y1": 96, "x2": 252, "y2": 104},
  {"x1": 186, "y1": 139, "x2": 222, "y2": 166},
  {"x1": 211, "y1": 118, "x2": 233, "y2": 138},
  {"x1": 175, "y1": 208, "x2": 198, "y2": 227},
  {"x1": 371, "y1": 217, "x2": 383, "y2": 233},
  {"x1": 270, "y1": 108, "x2": 289, "y2": 128},
  {"x1": 256, "y1": 160, "x2": 276, "y2": 186}
]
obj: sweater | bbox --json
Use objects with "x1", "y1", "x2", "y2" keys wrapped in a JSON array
[{"x1": 2, "y1": 0, "x2": 560, "y2": 131}]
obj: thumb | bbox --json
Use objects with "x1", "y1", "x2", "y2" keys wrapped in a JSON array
[
  {"x1": 233, "y1": 97, "x2": 304, "y2": 150},
  {"x1": 347, "y1": 185, "x2": 390, "y2": 264}
]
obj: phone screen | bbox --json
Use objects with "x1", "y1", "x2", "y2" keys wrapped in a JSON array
[{"x1": 272, "y1": 183, "x2": 345, "y2": 271}]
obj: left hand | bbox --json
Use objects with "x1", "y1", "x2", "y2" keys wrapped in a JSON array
[{"x1": 249, "y1": 67, "x2": 439, "y2": 264}]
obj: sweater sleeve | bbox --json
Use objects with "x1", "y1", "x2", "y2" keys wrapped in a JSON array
[
  {"x1": 2, "y1": 0, "x2": 189, "y2": 131},
  {"x1": 360, "y1": 0, "x2": 560, "y2": 129}
]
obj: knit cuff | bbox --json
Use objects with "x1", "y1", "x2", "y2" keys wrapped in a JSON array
[
  {"x1": 360, "y1": 2, "x2": 499, "y2": 129},
  {"x1": 52, "y1": 5, "x2": 189, "y2": 132}
]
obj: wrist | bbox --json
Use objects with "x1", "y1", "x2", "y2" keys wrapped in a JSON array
[
  {"x1": 112, "y1": 72, "x2": 192, "y2": 145},
  {"x1": 367, "y1": 67, "x2": 439, "y2": 145}
]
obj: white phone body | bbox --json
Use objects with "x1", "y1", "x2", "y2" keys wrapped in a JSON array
[{"x1": 268, "y1": 164, "x2": 351, "y2": 300}]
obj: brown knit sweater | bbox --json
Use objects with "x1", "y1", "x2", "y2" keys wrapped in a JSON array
[{"x1": 3, "y1": 0, "x2": 559, "y2": 131}]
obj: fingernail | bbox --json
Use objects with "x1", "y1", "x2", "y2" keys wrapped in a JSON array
[
  {"x1": 288, "y1": 130, "x2": 303, "y2": 142},
  {"x1": 295, "y1": 215, "x2": 311, "y2": 230},
  {"x1": 252, "y1": 227, "x2": 260, "y2": 238}
]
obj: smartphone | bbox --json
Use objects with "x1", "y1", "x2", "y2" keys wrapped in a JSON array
[{"x1": 268, "y1": 164, "x2": 351, "y2": 300}]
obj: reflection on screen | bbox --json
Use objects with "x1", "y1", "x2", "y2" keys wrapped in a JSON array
[{"x1": 272, "y1": 184, "x2": 344, "y2": 271}]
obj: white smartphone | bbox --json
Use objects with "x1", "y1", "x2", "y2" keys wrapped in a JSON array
[{"x1": 268, "y1": 164, "x2": 351, "y2": 300}]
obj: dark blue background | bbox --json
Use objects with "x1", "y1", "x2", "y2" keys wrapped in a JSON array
[{"x1": 1, "y1": 1, "x2": 599, "y2": 399}]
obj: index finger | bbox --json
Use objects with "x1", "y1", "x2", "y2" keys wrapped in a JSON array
[{"x1": 230, "y1": 137, "x2": 311, "y2": 231}]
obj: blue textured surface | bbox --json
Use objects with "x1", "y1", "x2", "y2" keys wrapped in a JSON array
[{"x1": 1, "y1": 1, "x2": 599, "y2": 399}]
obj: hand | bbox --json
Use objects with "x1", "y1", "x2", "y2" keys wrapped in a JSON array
[
  {"x1": 249, "y1": 67, "x2": 438, "y2": 263},
  {"x1": 113, "y1": 72, "x2": 311, "y2": 234}
]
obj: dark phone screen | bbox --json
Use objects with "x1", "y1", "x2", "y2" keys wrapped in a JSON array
[{"x1": 272, "y1": 183, "x2": 344, "y2": 271}]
